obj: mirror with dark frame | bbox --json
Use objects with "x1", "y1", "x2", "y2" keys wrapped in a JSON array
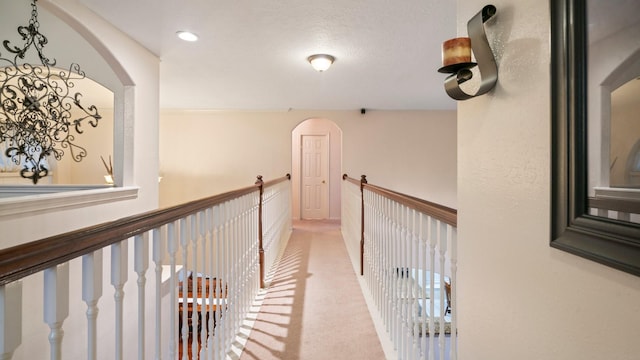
[{"x1": 551, "y1": 0, "x2": 640, "y2": 276}]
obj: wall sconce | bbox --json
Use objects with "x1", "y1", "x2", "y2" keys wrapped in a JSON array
[
  {"x1": 307, "y1": 54, "x2": 335, "y2": 72},
  {"x1": 438, "y1": 5, "x2": 498, "y2": 100}
]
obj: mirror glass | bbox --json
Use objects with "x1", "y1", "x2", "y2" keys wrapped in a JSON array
[
  {"x1": 610, "y1": 78, "x2": 640, "y2": 189},
  {"x1": 587, "y1": 0, "x2": 640, "y2": 223}
]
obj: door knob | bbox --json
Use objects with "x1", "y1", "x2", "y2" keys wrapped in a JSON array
[{"x1": 322, "y1": 180, "x2": 326, "y2": 184}]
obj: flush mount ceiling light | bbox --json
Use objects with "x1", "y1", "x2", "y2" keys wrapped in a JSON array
[
  {"x1": 307, "y1": 54, "x2": 335, "y2": 72},
  {"x1": 176, "y1": 31, "x2": 199, "y2": 42}
]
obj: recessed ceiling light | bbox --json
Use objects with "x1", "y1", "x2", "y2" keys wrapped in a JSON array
[{"x1": 176, "y1": 31, "x2": 198, "y2": 42}]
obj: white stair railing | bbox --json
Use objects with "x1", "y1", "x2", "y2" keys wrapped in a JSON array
[
  {"x1": 342, "y1": 174, "x2": 458, "y2": 360},
  {"x1": 261, "y1": 174, "x2": 293, "y2": 280},
  {"x1": 0, "y1": 174, "x2": 291, "y2": 360},
  {"x1": 589, "y1": 189, "x2": 640, "y2": 224}
]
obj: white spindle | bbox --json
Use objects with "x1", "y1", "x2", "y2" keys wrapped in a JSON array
[
  {"x1": 428, "y1": 217, "x2": 437, "y2": 360},
  {"x1": 0, "y1": 282, "x2": 22, "y2": 360},
  {"x1": 222, "y1": 201, "x2": 231, "y2": 352},
  {"x1": 198, "y1": 211, "x2": 208, "y2": 360},
  {"x1": 135, "y1": 233, "x2": 150, "y2": 360},
  {"x1": 111, "y1": 241, "x2": 128, "y2": 360},
  {"x1": 411, "y1": 210, "x2": 419, "y2": 360},
  {"x1": 450, "y1": 227, "x2": 458, "y2": 360},
  {"x1": 618, "y1": 211, "x2": 631, "y2": 222},
  {"x1": 190, "y1": 215, "x2": 199, "y2": 359},
  {"x1": 206, "y1": 208, "x2": 220, "y2": 360},
  {"x1": 152, "y1": 227, "x2": 165, "y2": 360},
  {"x1": 179, "y1": 217, "x2": 189, "y2": 360},
  {"x1": 420, "y1": 214, "x2": 428, "y2": 358},
  {"x1": 167, "y1": 222, "x2": 179, "y2": 359},
  {"x1": 44, "y1": 263, "x2": 69, "y2": 360},
  {"x1": 82, "y1": 250, "x2": 103, "y2": 360},
  {"x1": 438, "y1": 222, "x2": 448, "y2": 360},
  {"x1": 214, "y1": 204, "x2": 223, "y2": 359}
]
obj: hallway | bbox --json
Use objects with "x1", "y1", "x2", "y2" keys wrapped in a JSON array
[{"x1": 238, "y1": 220, "x2": 385, "y2": 360}]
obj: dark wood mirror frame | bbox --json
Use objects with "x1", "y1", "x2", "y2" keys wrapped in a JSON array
[{"x1": 551, "y1": 0, "x2": 640, "y2": 276}]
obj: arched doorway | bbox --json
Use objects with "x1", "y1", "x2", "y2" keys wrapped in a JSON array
[{"x1": 291, "y1": 118, "x2": 343, "y2": 220}]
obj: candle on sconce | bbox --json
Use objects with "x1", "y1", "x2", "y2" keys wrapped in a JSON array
[{"x1": 442, "y1": 37, "x2": 471, "y2": 67}]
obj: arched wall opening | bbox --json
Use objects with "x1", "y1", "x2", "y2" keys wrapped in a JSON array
[
  {"x1": 40, "y1": 1, "x2": 136, "y2": 187},
  {"x1": 291, "y1": 118, "x2": 343, "y2": 220}
]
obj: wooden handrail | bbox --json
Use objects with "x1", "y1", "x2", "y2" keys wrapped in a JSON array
[
  {"x1": 263, "y1": 173, "x2": 291, "y2": 188},
  {"x1": 343, "y1": 174, "x2": 457, "y2": 226},
  {"x1": 0, "y1": 174, "x2": 291, "y2": 286},
  {"x1": 589, "y1": 197, "x2": 640, "y2": 214},
  {"x1": 342, "y1": 174, "x2": 361, "y2": 186}
]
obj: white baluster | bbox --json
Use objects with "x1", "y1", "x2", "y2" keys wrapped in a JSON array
[
  {"x1": 179, "y1": 218, "x2": 189, "y2": 360},
  {"x1": 399, "y1": 204, "x2": 408, "y2": 360},
  {"x1": 111, "y1": 241, "x2": 128, "y2": 360},
  {"x1": 206, "y1": 208, "x2": 215, "y2": 360},
  {"x1": 420, "y1": 213, "x2": 428, "y2": 359},
  {"x1": 411, "y1": 210, "x2": 419, "y2": 360},
  {"x1": 135, "y1": 233, "x2": 150, "y2": 360},
  {"x1": 450, "y1": 227, "x2": 458, "y2": 360},
  {"x1": 438, "y1": 222, "x2": 448, "y2": 360},
  {"x1": 167, "y1": 222, "x2": 178, "y2": 359},
  {"x1": 190, "y1": 215, "x2": 199, "y2": 359},
  {"x1": 82, "y1": 250, "x2": 103, "y2": 360},
  {"x1": 44, "y1": 263, "x2": 69, "y2": 360},
  {"x1": 198, "y1": 211, "x2": 208, "y2": 360},
  {"x1": 428, "y1": 217, "x2": 437, "y2": 360},
  {"x1": 0, "y1": 282, "x2": 22, "y2": 360},
  {"x1": 226, "y1": 200, "x2": 236, "y2": 351},
  {"x1": 212, "y1": 205, "x2": 222, "y2": 359},
  {"x1": 618, "y1": 211, "x2": 631, "y2": 222},
  {"x1": 152, "y1": 227, "x2": 165, "y2": 360},
  {"x1": 225, "y1": 201, "x2": 233, "y2": 353}
]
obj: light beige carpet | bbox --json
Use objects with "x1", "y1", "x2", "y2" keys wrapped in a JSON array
[{"x1": 238, "y1": 220, "x2": 385, "y2": 360}]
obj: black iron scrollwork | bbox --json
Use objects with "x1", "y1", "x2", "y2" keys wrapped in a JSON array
[
  {"x1": 0, "y1": 0, "x2": 101, "y2": 184},
  {"x1": 439, "y1": 5, "x2": 498, "y2": 101}
]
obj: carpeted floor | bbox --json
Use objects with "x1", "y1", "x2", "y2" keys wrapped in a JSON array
[{"x1": 238, "y1": 220, "x2": 385, "y2": 360}]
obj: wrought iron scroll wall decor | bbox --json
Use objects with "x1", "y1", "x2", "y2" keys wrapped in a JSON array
[
  {"x1": 438, "y1": 5, "x2": 498, "y2": 100},
  {"x1": 0, "y1": 0, "x2": 101, "y2": 184}
]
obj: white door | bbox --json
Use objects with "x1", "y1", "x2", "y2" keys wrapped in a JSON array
[{"x1": 301, "y1": 135, "x2": 329, "y2": 219}]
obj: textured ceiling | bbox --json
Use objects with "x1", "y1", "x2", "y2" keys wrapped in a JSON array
[{"x1": 79, "y1": 0, "x2": 458, "y2": 111}]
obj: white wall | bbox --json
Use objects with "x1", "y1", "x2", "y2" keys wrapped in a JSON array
[
  {"x1": 159, "y1": 109, "x2": 457, "y2": 209},
  {"x1": 457, "y1": 1, "x2": 640, "y2": 359}
]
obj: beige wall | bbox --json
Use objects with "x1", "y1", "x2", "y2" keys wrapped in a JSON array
[
  {"x1": 159, "y1": 109, "x2": 457, "y2": 210},
  {"x1": 457, "y1": 1, "x2": 640, "y2": 359}
]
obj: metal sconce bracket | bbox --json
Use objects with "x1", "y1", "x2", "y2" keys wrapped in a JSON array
[{"x1": 439, "y1": 5, "x2": 498, "y2": 100}]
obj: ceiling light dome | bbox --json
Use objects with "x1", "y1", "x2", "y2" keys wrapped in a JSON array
[
  {"x1": 307, "y1": 54, "x2": 335, "y2": 72},
  {"x1": 176, "y1": 31, "x2": 198, "y2": 42}
]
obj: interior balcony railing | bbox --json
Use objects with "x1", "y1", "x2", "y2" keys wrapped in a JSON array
[
  {"x1": 0, "y1": 174, "x2": 292, "y2": 360},
  {"x1": 589, "y1": 188, "x2": 640, "y2": 224},
  {"x1": 342, "y1": 174, "x2": 458, "y2": 360}
]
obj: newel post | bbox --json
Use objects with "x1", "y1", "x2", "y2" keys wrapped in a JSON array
[
  {"x1": 256, "y1": 175, "x2": 265, "y2": 288},
  {"x1": 360, "y1": 175, "x2": 367, "y2": 276}
]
